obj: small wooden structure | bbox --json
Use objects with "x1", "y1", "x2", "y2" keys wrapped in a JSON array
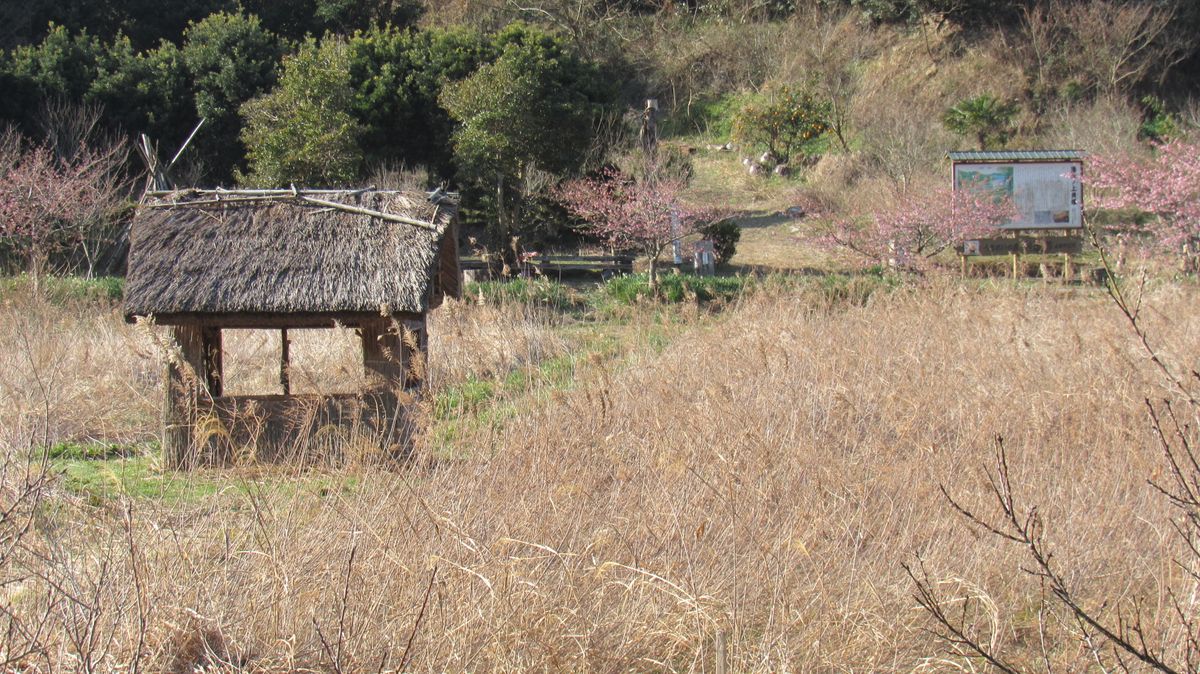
[{"x1": 123, "y1": 188, "x2": 461, "y2": 467}]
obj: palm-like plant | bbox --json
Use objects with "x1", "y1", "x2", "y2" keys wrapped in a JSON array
[{"x1": 943, "y1": 94, "x2": 1019, "y2": 150}]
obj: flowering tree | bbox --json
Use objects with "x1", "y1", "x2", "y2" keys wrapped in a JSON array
[
  {"x1": 557, "y1": 168, "x2": 720, "y2": 290},
  {"x1": 823, "y1": 185, "x2": 1017, "y2": 270},
  {"x1": 1088, "y1": 140, "x2": 1200, "y2": 270},
  {"x1": 0, "y1": 130, "x2": 127, "y2": 288}
]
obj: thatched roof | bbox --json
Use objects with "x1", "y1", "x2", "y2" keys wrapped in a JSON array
[{"x1": 124, "y1": 188, "x2": 459, "y2": 322}]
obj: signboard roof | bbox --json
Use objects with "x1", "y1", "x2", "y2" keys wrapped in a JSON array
[{"x1": 947, "y1": 150, "x2": 1086, "y2": 162}]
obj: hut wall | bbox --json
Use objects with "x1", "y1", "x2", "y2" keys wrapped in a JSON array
[
  {"x1": 195, "y1": 392, "x2": 413, "y2": 464},
  {"x1": 162, "y1": 312, "x2": 429, "y2": 467}
]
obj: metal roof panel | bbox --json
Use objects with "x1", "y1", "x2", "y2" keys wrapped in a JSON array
[{"x1": 947, "y1": 150, "x2": 1086, "y2": 162}]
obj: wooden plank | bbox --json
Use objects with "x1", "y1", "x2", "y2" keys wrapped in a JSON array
[
  {"x1": 531, "y1": 255, "x2": 635, "y2": 262},
  {"x1": 280, "y1": 328, "x2": 291, "y2": 396},
  {"x1": 132, "y1": 311, "x2": 423, "y2": 329},
  {"x1": 361, "y1": 318, "x2": 404, "y2": 389}
]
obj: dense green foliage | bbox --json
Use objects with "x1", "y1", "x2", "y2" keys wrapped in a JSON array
[
  {"x1": 2, "y1": 0, "x2": 1199, "y2": 262},
  {"x1": 181, "y1": 12, "x2": 287, "y2": 179},
  {"x1": 239, "y1": 39, "x2": 364, "y2": 186},
  {"x1": 441, "y1": 24, "x2": 616, "y2": 246},
  {"x1": 701, "y1": 219, "x2": 742, "y2": 263},
  {"x1": 943, "y1": 94, "x2": 1020, "y2": 150},
  {"x1": 348, "y1": 25, "x2": 491, "y2": 175},
  {"x1": 731, "y1": 86, "x2": 830, "y2": 164}
]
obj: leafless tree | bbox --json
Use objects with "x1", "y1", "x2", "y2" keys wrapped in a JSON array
[{"x1": 909, "y1": 228, "x2": 1200, "y2": 672}]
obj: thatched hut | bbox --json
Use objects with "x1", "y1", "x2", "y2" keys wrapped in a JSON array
[{"x1": 124, "y1": 188, "x2": 461, "y2": 467}]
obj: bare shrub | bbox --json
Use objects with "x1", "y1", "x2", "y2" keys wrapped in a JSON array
[
  {"x1": 638, "y1": 19, "x2": 786, "y2": 112},
  {"x1": 853, "y1": 82, "x2": 956, "y2": 190},
  {"x1": 1039, "y1": 94, "x2": 1146, "y2": 157},
  {"x1": 1019, "y1": 0, "x2": 1190, "y2": 99}
]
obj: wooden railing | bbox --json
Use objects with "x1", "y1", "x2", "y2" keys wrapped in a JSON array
[{"x1": 460, "y1": 254, "x2": 635, "y2": 278}]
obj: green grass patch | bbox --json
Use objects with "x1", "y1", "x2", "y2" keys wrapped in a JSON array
[
  {"x1": 661, "y1": 92, "x2": 750, "y2": 140},
  {"x1": 598, "y1": 273, "x2": 753, "y2": 306},
  {"x1": 0, "y1": 275, "x2": 124, "y2": 305},
  {"x1": 42, "y1": 440, "x2": 365, "y2": 504},
  {"x1": 53, "y1": 453, "x2": 222, "y2": 503},
  {"x1": 465, "y1": 278, "x2": 581, "y2": 311}
]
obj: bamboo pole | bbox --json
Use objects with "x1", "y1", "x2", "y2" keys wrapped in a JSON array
[
  {"x1": 298, "y1": 196, "x2": 439, "y2": 231},
  {"x1": 143, "y1": 190, "x2": 443, "y2": 231}
]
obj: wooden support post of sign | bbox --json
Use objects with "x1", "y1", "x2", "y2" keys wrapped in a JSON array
[
  {"x1": 715, "y1": 630, "x2": 728, "y2": 674},
  {"x1": 960, "y1": 254, "x2": 966, "y2": 279},
  {"x1": 1011, "y1": 252, "x2": 1019, "y2": 279},
  {"x1": 280, "y1": 328, "x2": 291, "y2": 395},
  {"x1": 1062, "y1": 253, "x2": 1072, "y2": 283}
]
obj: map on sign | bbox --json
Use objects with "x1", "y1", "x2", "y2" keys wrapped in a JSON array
[{"x1": 953, "y1": 161, "x2": 1082, "y2": 229}]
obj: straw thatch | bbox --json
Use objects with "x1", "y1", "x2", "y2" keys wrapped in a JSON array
[{"x1": 124, "y1": 189, "x2": 459, "y2": 322}]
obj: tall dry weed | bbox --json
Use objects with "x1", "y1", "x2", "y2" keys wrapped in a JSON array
[
  {"x1": 0, "y1": 292, "x2": 159, "y2": 450},
  {"x1": 1, "y1": 281, "x2": 1196, "y2": 671}
]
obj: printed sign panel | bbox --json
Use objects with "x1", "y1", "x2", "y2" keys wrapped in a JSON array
[{"x1": 953, "y1": 161, "x2": 1083, "y2": 229}]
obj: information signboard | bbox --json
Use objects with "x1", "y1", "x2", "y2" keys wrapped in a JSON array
[{"x1": 953, "y1": 160, "x2": 1083, "y2": 229}]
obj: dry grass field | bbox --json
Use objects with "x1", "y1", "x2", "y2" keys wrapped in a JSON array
[{"x1": 0, "y1": 276, "x2": 1197, "y2": 672}]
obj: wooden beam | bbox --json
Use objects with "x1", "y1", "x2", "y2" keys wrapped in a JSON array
[
  {"x1": 128, "y1": 311, "x2": 424, "y2": 329},
  {"x1": 280, "y1": 328, "x2": 291, "y2": 396}
]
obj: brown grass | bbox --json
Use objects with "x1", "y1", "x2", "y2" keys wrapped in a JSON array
[{"x1": 0, "y1": 279, "x2": 1196, "y2": 671}]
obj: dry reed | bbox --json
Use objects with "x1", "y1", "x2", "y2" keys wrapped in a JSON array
[{"x1": 0, "y1": 279, "x2": 1194, "y2": 671}]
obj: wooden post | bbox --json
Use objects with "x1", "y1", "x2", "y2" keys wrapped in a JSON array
[
  {"x1": 280, "y1": 328, "x2": 291, "y2": 396},
  {"x1": 362, "y1": 318, "x2": 404, "y2": 389},
  {"x1": 959, "y1": 254, "x2": 966, "y2": 279},
  {"x1": 1010, "y1": 252, "x2": 1019, "y2": 279},
  {"x1": 715, "y1": 630, "x2": 728, "y2": 674},
  {"x1": 1062, "y1": 253, "x2": 1072, "y2": 283},
  {"x1": 401, "y1": 317, "x2": 428, "y2": 389},
  {"x1": 640, "y1": 99, "x2": 658, "y2": 153},
  {"x1": 163, "y1": 324, "x2": 207, "y2": 469},
  {"x1": 202, "y1": 327, "x2": 223, "y2": 397}
]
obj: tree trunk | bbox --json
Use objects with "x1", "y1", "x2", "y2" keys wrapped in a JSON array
[
  {"x1": 28, "y1": 248, "x2": 43, "y2": 295},
  {"x1": 494, "y1": 174, "x2": 517, "y2": 275}
]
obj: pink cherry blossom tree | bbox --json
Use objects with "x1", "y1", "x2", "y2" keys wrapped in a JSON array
[
  {"x1": 0, "y1": 129, "x2": 127, "y2": 289},
  {"x1": 822, "y1": 184, "x2": 1017, "y2": 270},
  {"x1": 557, "y1": 168, "x2": 721, "y2": 290},
  {"x1": 1087, "y1": 140, "x2": 1200, "y2": 271}
]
